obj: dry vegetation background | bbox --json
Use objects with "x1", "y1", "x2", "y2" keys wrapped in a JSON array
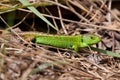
[{"x1": 0, "y1": 0, "x2": 120, "y2": 80}]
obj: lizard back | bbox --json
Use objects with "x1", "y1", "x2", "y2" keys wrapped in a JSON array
[{"x1": 35, "y1": 35, "x2": 82, "y2": 49}]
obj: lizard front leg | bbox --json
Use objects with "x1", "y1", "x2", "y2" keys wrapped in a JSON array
[{"x1": 72, "y1": 45, "x2": 79, "y2": 52}]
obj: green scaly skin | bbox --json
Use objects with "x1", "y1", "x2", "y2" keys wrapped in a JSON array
[{"x1": 20, "y1": 32, "x2": 101, "y2": 52}]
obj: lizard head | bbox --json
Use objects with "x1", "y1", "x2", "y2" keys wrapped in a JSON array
[{"x1": 81, "y1": 35, "x2": 101, "y2": 47}]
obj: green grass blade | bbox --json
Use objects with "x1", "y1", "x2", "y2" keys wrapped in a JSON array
[
  {"x1": 7, "y1": 11, "x2": 15, "y2": 26},
  {"x1": 0, "y1": 2, "x2": 52, "y2": 12},
  {"x1": 91, "y1": 47, "x2": 120, "y2": 58},
  {"x1": 18, "y1": 0, "x2": 58, "y2": 31}
]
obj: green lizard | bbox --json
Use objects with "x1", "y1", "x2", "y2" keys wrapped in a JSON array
[{"x1": 19, "y1": 32, "x2": 101, "y2": 52}]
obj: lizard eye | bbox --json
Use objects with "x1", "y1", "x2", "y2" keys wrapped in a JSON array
[{"x1": 90, "y1": 36, "x2": 94, "y2": 39}]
